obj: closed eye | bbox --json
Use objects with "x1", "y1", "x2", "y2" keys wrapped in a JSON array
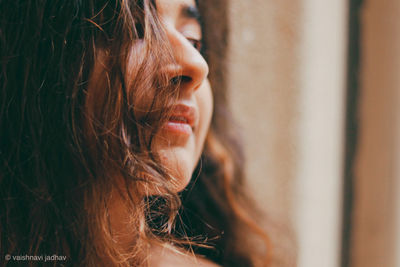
[{"x1": 187, "y1": 38, "x2": 202, "y2": 51}]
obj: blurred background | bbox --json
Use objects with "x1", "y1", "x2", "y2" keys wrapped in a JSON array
[{"x1": 227, "y1": 0, "x2": 400, "y2": 266}]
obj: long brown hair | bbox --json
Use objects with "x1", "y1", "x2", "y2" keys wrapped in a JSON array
[{"x1": 0, "y1": 0, "x2": 271, "y2": 266}]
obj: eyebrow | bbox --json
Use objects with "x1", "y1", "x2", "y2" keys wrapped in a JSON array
[{"x1": 180, "y1": 4, "x2": 202, "y2": 25}]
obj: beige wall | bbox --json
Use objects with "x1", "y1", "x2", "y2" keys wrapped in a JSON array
[
  {"x1": 229, "y1": 1, "x2": 347, "y2": 266},
  {"x1": 229, "y1": 0, "x2": 300, "y2": 225},
  {"x1": 229, "y1": 2, "x2": 301, "y2": 265},
  {"x1": 294, "y1": 0, "x2": 347, "y2": 266},
  {"x1": 229, "y1": 0, "x2": 400, "y2": 266}
]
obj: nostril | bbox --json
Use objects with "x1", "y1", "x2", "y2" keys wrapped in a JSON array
[
  {"x1": 181, "y1": 76, "x2": 192, "y2": 83},
  {"x1": 170, "y1": 75, "x2": 192, "y2": 85}
]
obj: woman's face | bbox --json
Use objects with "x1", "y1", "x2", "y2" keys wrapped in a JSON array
[
  {"x1": 88, "y1": 0, "x2": 212, "y2": 193},
  {"x1": 151, "y1": 0, "x2": 212, "y2": 191}
]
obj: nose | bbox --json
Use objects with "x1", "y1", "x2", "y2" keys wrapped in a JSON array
[{"x1": 164, "y1": 25, "x2": 209, "y2": 95}]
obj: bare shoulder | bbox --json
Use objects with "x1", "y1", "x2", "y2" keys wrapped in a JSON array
[{"x1": 148, "y1": 243, "x2": 220, "y2": 267}]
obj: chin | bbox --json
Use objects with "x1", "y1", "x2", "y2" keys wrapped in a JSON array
[{"x1": 157, "y1": 145, "x2": 198, "y2": 192}]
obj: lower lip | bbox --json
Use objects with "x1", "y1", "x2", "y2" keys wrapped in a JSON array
[{"x1": 163, "y1": 121, "x2": 193, "y2": 135}]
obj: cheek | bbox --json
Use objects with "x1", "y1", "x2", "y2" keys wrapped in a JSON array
[
  {"x1": 200, "y1": 80, "x2": 213, "y2": 131},
  {"x1": 153, "y1": 81, "x2": 213, "y2": 192},
  {"x1": 195, "y1": 79, "x2": 213, "y2": 153},
  {"x1": 205, "y1": 80, "x2": 214, "y2": 119}
]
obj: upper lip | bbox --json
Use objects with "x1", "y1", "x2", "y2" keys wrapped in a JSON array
[{"x1": 168, "y1": 103, "x2": 198, "y2": 128}]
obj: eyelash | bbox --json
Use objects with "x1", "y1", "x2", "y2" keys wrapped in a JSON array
[{"x1": 187, "y1": 38, "x2": 202, "y2": 52}]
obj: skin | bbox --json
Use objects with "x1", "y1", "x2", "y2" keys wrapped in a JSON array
[
  {"x1": 148, "y1": 1, "x2": 217, "y2": 265},
  {"x1": 151, "y1": 0, "x2": 213, "y2": 192},
  {"x1": 88, "y1": 0, "x2": 212, "y2": 193},
  {"x1": 101, "y1": 0, "x2": 216, "y2": 265},
  {"x1": 148, "y1": 243, "x2": 220, "y2": 267}
]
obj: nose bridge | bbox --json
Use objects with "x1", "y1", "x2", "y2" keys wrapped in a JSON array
[{"x1": 166, "y1": 26, "x2": 209, "y2": 91}]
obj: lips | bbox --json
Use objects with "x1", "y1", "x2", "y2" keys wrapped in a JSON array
[
  {"x1": 169, "y1": 104, "x2": 196, "y2": 126},
  {"x1": 169, "y1": 115, "x2": 189, "y2": 123},
  {"x1": 163, "y1": 104, "x2": 198, "y2": 135}
]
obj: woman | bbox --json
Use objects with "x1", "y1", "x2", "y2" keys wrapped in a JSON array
[{"x1": 0, "y1": 0, "x2": 271, "y2": 266}]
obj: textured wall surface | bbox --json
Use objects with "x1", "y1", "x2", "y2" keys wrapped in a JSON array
[
  {"x1": 228, "y1": 1, "x2": 400, "y2": 266},
  {"x1": 229, "y1": 0, "x2": 300, "y2": 223},
  {"x1": 228, "y1": 1, "x2": 301, "y2": 265},
  {"x1": 228, "y1": 1, "x2": 347, "y2": 266}
]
